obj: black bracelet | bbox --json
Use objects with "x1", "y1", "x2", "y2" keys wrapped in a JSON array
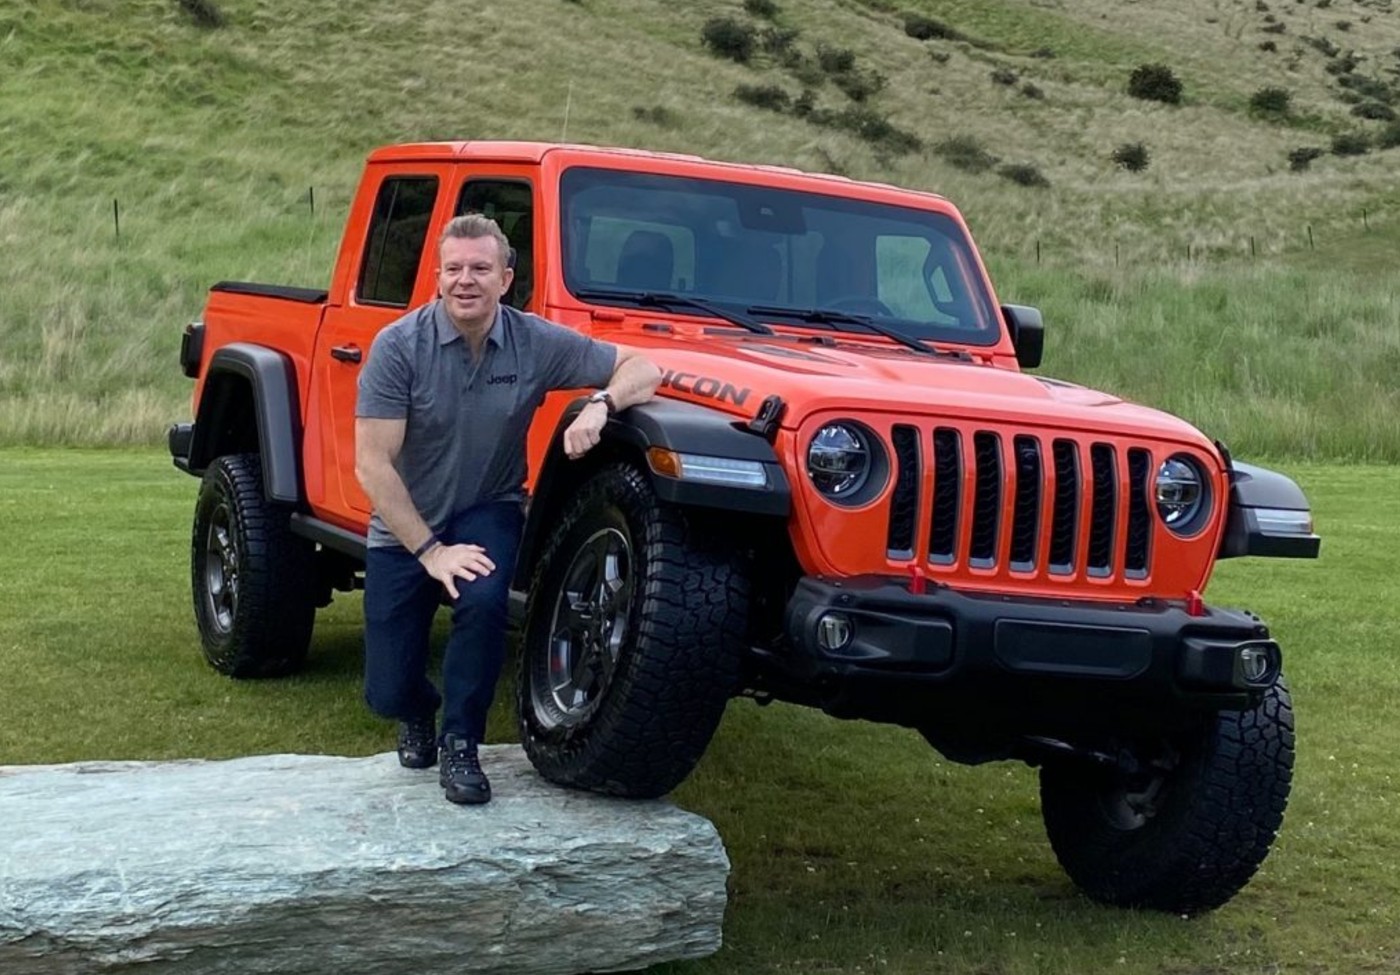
[{"x1": 412, "y1": 535, "x2": 440, "y2": 559}]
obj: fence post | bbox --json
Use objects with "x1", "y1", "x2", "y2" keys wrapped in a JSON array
[
  {"x1": 308, "y1": 186, "x2": 315, "y2": 216},
  {"x1": 113, "y1": 199, "x2": 120, "y2": 239},
  {"x1": 1307, "y1": 224, "x2": 1314, "y2": 250},
  {"x1": 1250, "y1": 235, "x2": 1256, "y2": 259},
  {"x1": 1363, "y1": 208, "x2": 1368, "y2": 231},
  {"x1": 1035, "y1": 239, "x2": 1040, "y2": 265}
]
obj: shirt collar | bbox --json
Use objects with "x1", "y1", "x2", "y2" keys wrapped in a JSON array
[{"x1": 432, "y1": 300, "x2": 507, "y2": 349}]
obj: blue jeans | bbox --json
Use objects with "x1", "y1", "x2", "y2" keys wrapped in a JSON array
[{"x1": 363, "y1": 500, "x2": 524, "y2": 741}]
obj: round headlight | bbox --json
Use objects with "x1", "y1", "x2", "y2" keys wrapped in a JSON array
[
  {"x1": 808, "y1": 423, "x2": 872, "y2": 498},
  {"x1": 1155, "y1": 455, "x2": 1207, "y2": 533}
]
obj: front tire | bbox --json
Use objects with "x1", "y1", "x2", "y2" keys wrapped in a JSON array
[
  {"x1": 1039, "y1": 679, "x2": 1295, "y2": 914},
  {"x1": 517, "y1": 463, "x2": 748, "y2": 798},
  {"x1": 191, "y1": 454, "x2": 316, "y2": 678}
]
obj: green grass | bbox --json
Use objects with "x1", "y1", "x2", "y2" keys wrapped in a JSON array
[
  {"x1": 2, "y1": 0, "x2": 1400, "y2": 449},
  {"x1": 2, "y1": 448, "x2": 1397, "y2": 973}
]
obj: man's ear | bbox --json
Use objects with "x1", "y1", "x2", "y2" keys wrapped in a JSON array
[{"x1": 500, "y1": 266, "x2": 515, "y2": 295}]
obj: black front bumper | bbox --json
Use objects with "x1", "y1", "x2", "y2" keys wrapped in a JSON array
[{"x1": 768, "y1": 576, "x2": 1280, "y2": 730}]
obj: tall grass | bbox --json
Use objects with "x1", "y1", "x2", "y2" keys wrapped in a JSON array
[{"x1": 1, "y1": 0, "x2": 1398, "y2": 454}]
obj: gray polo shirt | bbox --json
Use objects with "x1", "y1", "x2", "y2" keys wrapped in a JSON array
[{"x1": 356, "y1": 300, "x2": 617, "y2": 549}]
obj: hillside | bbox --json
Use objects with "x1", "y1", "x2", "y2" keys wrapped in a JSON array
[{"x1": 1, "y1": 0, "x2": 1397, "y2": 451}]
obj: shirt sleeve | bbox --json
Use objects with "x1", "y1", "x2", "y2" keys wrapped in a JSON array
[
  {"x1": 534, "y1": 319, "x2": 618, "y2": 391},
  {"x1": 356, "y1": 326, "x2": 413, "y2": 419}
]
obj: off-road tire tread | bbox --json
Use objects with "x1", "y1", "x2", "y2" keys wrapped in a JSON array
[
  {"x1": 1040, "y1": 679, "x2": 1295, "y2": 914},
  {"x1": 191, "y1": 453, "x2": 315, "y2": 678},
  {"x1": 518, "y1": 463, "x2": 748, "y2": 798}
]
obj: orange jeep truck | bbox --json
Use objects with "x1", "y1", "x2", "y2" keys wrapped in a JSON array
[{"x1": 170, "y1": 141, "x2": 1319, "y2": 913}]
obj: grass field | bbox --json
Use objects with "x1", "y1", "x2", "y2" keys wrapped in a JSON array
[{"x1": 1, "y1": 447, "x2": 1396, "y2": 974}]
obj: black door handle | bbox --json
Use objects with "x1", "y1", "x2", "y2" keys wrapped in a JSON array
[{"x1": 330, "y1": 345, "x2": 362, "y2": 363}]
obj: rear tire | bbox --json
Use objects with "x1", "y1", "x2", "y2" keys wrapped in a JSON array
[
  {"x1": 1039, "y1": 679, "x2": 1295, "y2": 914},
  {"x1": 517, "y1": 463, "x2": 748, "y2": 798},
  {"x1": 191, "y1": 454, "x2": 316, "y2": 678}
]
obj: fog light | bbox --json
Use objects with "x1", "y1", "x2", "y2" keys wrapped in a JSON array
[
  {"x1": 1238, "y1": 644, "x2": 1278, "y2": 685},
  {"x1": 816, "y1": 612, "x2": 853, "y2": 652}
]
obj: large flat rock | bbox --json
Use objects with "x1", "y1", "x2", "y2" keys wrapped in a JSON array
[{"x1": 0, "y1": 748, "x2": 728, "y2": 974}]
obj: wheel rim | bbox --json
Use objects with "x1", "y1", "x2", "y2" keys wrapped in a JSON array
[
  {"x1": 536, "y1": 526, "x2": 633, "y2": 728},
  {"x1": 202, "y1": 500, "x2": 239, "y2": 634}
]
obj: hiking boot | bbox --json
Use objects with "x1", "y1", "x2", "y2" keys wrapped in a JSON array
[
  {"x1": 440, "y1": 734, "x2": 490, "y2": 805},
  {"x1": 396, "y1": 714, "x2": 437, "y2": 769}
]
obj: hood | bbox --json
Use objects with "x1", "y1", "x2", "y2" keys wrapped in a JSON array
[{"x1": 618, "y1": 329, "x2": 1215, "y2": 451}]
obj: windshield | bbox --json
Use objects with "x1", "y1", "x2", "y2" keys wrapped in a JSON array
[{"x1": 559, "y1": 167, "x2": 1000, "y2": 346}]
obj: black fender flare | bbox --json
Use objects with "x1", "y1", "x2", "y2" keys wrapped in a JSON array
[
  {"x1": 514, "y1": 396, "x2": 791, "y2": 589},
  {"x1": 188, "y1": 343, "x2": 303, "y2": 504}
]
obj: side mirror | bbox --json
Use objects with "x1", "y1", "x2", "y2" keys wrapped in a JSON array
[{"x1": 1002, "y1": 304, "x2": 1044, "y2": 369}]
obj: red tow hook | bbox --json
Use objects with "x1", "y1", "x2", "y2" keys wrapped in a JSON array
[
  {"x1": 1185, "y1": 589, "x2": 1206, "y2": 617},
  {"x1": 908, "y1": 564, "x2": 928, "y2": 595}
]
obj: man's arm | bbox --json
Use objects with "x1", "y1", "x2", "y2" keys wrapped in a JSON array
[
  {"x1": 563, "y1": 347, "x2": 663, "y2": 459},
  {"x1": 355, "y1": 417, "x2": 496, "y2": 599}
]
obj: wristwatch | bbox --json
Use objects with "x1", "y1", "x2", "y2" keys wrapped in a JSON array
[{"x1": 587, "y1": 389, "x2": 616, "y2": 414}]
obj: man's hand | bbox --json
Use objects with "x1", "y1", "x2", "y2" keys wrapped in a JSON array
[
  {"x1": 420, "y1": 543, "x2": 497, "y2": 600},
  {"x1": 563, "y1": 401, "x2": 609, "y2": 459}
]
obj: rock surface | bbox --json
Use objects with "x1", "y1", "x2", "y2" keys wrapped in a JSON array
[{"x1": 0, "y1": 748, "x2": 728, "y2": 974}]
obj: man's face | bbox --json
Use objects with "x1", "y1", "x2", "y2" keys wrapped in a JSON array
[{"x1": 437, "y1": 235, "x2": 513, "y2": 332}]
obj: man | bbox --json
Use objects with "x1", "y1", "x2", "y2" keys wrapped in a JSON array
[{"x1": 355, "y1": 214, "x2": 661, "y2": 805}]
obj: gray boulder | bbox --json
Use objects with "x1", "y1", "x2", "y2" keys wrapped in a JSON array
[{"x1": 0, "y1": 748, "x2": 728, "y2": 974}]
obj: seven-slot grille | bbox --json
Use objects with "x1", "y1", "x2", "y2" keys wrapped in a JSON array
[{"x1": 886, "y1": 426, "x2": 1155, "y2": 582}]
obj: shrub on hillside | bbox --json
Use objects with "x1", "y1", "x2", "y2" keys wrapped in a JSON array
[
  {"x1": 816, "y1": 44, "x2": 856, "y2": 75},
  {"x1": 1331, "y1": 131, "x2": 1370, "y2": 155},
  {"x1": 1287, "y1": 146, "x2": 1325, "y2": 170},
  {"x1": 734, "y1": 84, "x2": 791, "y2": 112},
  {"x1": 760, "y1": 26, "x2": 800, "y2": 58},
  {"x1": 1324, "y1": 53, "x2": 1359, "y2": 75},
  {"x1": 825, "y1": 106, "x2": 922, "y2": 155},
  {"x1": 990, "y1": 67, "x2": 1018, "y2": 86},
  {"x1": 1259, "y1": 40, "x2": 1279, "y2": 52},
  {"x1": 702, "y1": 17, "x2": 756, "y2": 63},
  {"x1": 833, "y1": 68, "x2": 886, "y2": 102},
  {"x1": 1127, "y1": 64, "x2": 1183, "y2": 104},
  {"x1": 997, "y1": 163, "x2": 1050, "y2": 188},
  {"x1": 1250, "y1": 86, "x2": 1292, "y2": 115},
  {"x1": 1020, "y1": 82, "x2": 1045, "y2": 99},
  {"x1": 934, "y1": 135, "x2": 999, "y2": 173},
  {"x1": 903, "y1": 13, "x2": 961, "y2": 41},
  {"x1": 744, "y1": 0, "x2": 779, "y2": 18},
  {"x1": 1304, "y1": 35, "x2": 1340, "y2": 57},
  {"x1": 1261, "y1": 21, "x2": 1286, "y2": 33},
  {"x1": 631, "y1": 105, "x2": 679, "y2": 128},
  {"x1": 1352, "y1": 101, "x2": 1397, "y2": 121},
  {"x1": 1336, "y1": 74, "x2": 1394, "y2": 103},
  {"x1": 1378, "y1": 121, "x2": 1400, "y2": 149},
  {"x1": 176, "y1": 0, "x2": 225, "y2": 28},
  {"x1": 1112, "y1": 142, "x2": 1151, "y2": 172}
]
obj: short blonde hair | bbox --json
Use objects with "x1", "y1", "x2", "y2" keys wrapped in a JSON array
[{"x1": 439, "y1": 213, "x2": 512, "y2": 268}]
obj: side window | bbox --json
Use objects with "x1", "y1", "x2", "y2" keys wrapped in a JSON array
[
  {"x1": 357, "y1": 176, "x2": 439, "y2": 307},
  {"x1": 458, "y1": 180, "x2": 534, "y2": 309}
]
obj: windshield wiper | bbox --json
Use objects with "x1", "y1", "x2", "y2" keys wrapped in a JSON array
[
  {"x1": 574, "y1": 288, "x2": 774, "y2": 336},
  {"x1": 747, "y1": 304, "x2": 941, "y2": 358}
]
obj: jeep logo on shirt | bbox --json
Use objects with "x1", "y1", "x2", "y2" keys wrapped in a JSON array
[{"x1": 487, "y1": 374, "x2": 518, "y2": 386}]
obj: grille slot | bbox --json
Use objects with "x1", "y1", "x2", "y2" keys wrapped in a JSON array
[
  {"x1": 1126, "y1": 448, "x2": 1152, "y2": 576},
  {"x1": 887, "y1": 425, "x2": 920, "y2": 558},
  {"x1": 969, "y1": 433, "x2": 1002, "y2": 567},
  {"x1": 1049, "y1": 440, "x2": 1079, "y2": 573},
  {"x1": 929, "y1": 428, "x2": 961, "y2": 564},
  {"x1": 1010, "y1": 436, "x2": 1041, "y2": 570},
  {"x1": 1087, "y1": 443, "x2": 1117, "y2": 576}
]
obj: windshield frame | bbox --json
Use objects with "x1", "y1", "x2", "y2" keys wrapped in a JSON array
[{"x1": 557, "y1": 165, "x2": 1003, "y2": 348}]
